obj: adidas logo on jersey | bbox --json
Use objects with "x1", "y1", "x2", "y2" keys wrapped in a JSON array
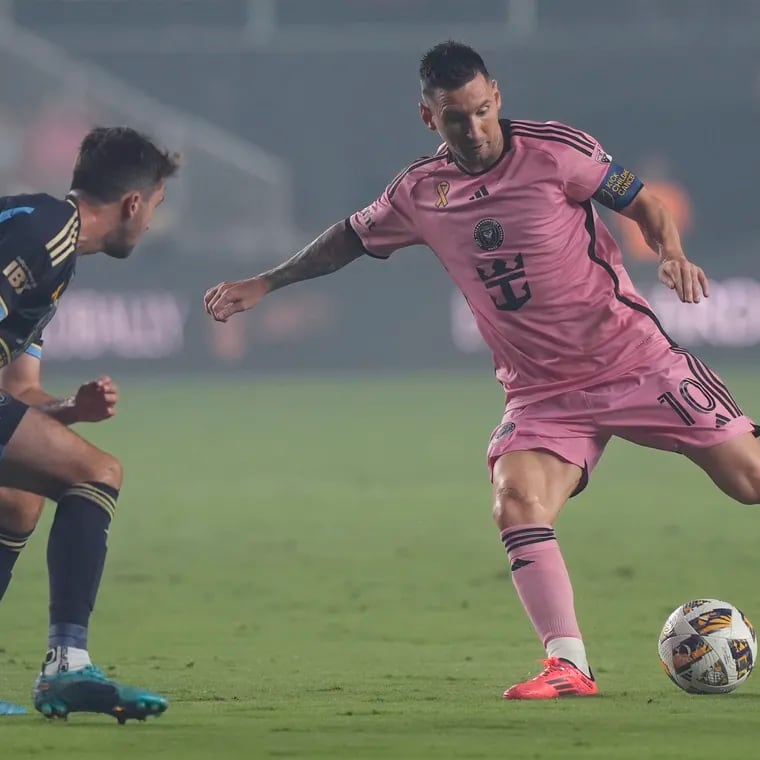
[{"x1": 468, "y1": 185, "x2": 489, "y2": 201}]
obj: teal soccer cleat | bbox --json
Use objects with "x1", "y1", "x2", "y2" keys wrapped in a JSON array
[
  {"x1": 33, "y1": 665, "x2": 168, "y2": 723},
  {"x1": 0, "y1": 700, "x2": 27, "y2": 715}
]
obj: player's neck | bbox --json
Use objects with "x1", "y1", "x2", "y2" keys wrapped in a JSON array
[{"x1": 67, "y1": 193, "x2": 111, "y2": 256}]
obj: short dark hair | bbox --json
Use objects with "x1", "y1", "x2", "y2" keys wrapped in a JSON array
[
  {"x1": 419, "y1": 41, "x2": 490, "y2": 98},
  {"x1": 70, "y1": 126, "x2": 181, "y2": 203}
]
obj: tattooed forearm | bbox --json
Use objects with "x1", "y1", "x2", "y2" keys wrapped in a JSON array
[{"x1": 263, "y1": 221, "x2": 366, "y2": 293}]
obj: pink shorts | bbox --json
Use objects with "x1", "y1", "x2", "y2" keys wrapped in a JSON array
[{"x1": 487, "y1": 347, "x2": 756, "y2": 492}]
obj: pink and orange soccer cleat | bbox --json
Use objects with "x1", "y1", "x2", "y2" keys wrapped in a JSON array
[{"x1": 503, "y1": 657, "x2": 598, "y2": 700}]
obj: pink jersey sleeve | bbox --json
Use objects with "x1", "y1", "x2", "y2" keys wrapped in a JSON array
[
  {"x1": 544, "y1": 123, "x2": 612, "y2": 203},
  {"x1": 349, "y1": 174, "x2": 423, "y2": 259}
]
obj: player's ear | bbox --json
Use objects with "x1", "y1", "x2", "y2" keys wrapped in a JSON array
[
  {"x1": 419, "y1": 101, "x2": 437, "y2": 132},
  {"x1": 121, "y1": 191, "x2": 141, "y2": 220},
  {"x1": 492, "y1": 79, "x2": 502, "y2": 110}
]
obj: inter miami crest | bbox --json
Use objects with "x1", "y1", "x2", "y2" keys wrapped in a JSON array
[{"x1": 473, "y1": 218, "x2": 504, "y2": 251}]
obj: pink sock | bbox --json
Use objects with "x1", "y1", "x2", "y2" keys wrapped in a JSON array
[{"x1": 501, "y1": 523, "x2": 582, "y2": 646}]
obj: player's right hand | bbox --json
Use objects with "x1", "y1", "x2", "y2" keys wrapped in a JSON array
[
  {"x1": 657, "y1": 256, "x2": 709, "y2": 304},
  {"x1": 74, "y1": 375, "x2": 119, "y2": 422},
  {"x1": 204, "y1": 277, "x2": 269, "y2": 322}
]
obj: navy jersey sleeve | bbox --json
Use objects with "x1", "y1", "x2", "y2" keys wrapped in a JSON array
[
  {"x1": 0, "y1": 207, "x2": 47, "y2": 321},
  {"x1": 0, "y1": 197, "x2": 78, "y2": 366}
]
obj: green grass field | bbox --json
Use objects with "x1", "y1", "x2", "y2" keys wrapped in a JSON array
[{"x1": 1, "y1": 370, "x2": 759, "y2": 759}]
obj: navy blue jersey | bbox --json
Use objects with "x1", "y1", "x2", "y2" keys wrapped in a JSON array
[{"x1": 0, "y1": 193, "x2": 79, "y2": 366}]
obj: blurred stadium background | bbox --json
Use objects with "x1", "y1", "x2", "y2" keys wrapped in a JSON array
[
  {"x1": 0, "y1": 0, "x2": 757, "y2": 374},
  {"x1": 2, "y1": 2, "x2": 760, "y2": 758}
]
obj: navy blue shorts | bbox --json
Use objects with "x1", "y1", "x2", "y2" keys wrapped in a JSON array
[{"x1": 0, "y1": 393, "x2": 29, "y2": 457}]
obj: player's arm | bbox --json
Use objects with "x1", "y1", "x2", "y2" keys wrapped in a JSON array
[
  {"x1": 204, "y1": 221, "x2": 365, "y2": 322},
  {"x1": 205, "y1": 173, "x2": 421, "y2": 322},
  {"x1": 553, "y1": 126, "x2": 708, "y2": 305},
  {"x1": 619, "y1": 187, "x2": 708, "y2": 304},
  {"x1": 0, "y1": 353, "x2": 79, "y2": 424},
  {"x1": 0, "y1": 353, "x2": 118, "y2": 425},
  {"x1": 264, "y1": 221, "x2": 367, "y2": 290}
]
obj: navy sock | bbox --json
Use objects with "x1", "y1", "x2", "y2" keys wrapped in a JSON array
[
  {"x1": 0, "y1": 526, "x2": 32, "y2": 601},
  {"x1": 47, "y1": 482, "x2": 118, "y2": 649}
]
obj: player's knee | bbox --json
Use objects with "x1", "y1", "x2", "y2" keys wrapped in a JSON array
[
  {"x1": 492, "y1": 481, "x2": 546, "y2": 529},
  {"x1": 75, "y1": 450, "x2": 123, "y2": 490},
  {"x1": 95, "y1": 452, "x2": 123, "y2": 490}
]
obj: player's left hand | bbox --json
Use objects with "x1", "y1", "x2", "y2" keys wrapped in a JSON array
[
  {"x1": 73, "y1": 376, "x2": 119, "y2": 422},
  {"x1": 658, "y1": 256, "x2": 709, "y2": 304}
]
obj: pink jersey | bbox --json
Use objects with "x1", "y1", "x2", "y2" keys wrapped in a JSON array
[{"x1": 349, "y1": 119, "x2": 671, "y2": 407}]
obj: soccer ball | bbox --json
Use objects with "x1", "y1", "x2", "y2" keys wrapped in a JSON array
[{"x1": 658, "y1": 599, "x2": 757, "y2": 694}]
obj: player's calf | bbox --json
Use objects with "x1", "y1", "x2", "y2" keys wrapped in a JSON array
[
  {"x1": 0, "y1": 401, "x2": 125, "y2": 692},
  {"x1": 491, "y1": 452, "x2": 593, "y2": 682},
  {"x1": 0, "y1": 490, "x2": 44, "y2": 601}
]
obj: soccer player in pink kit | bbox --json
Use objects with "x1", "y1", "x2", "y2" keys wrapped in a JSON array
[{"x1": 205, "y1": 42, "x2": 760, "y2": 699}]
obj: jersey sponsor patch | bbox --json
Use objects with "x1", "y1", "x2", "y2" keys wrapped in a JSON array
[
  {"x1": 2, "y1": 257, "x2": 35, "y2": 295},
  {"x1": 592, "y1": 162, "x2": 643, "y2": 211}
]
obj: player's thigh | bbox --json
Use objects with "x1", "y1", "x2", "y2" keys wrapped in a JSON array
[
  {"x1": 0, "y1": 487, "x2": 45, "y2": 532},
  {"x1": 487, "y1": 399, "x2": 607, "y2": 529},
  {"x1": 684, "y1": 429, "x2": 760, "y2": 505},
  {"x1": 0, "y1": 402, "x2": 122, "y2": 500},
  {"x1": 598, "y1": 347, "x2": 755, "y2": 456}
]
